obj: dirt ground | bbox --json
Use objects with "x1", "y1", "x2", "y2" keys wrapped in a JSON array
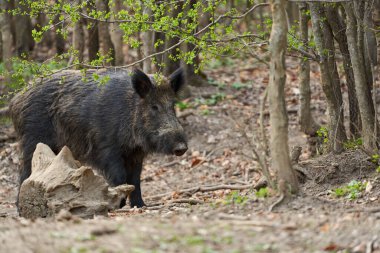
[{"x1": 1, "y1": 58, "x2": 380, "y2": 253}]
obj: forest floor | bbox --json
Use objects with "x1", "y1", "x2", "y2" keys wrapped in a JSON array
[{"x1": 0, "y1": 58, "x2": 380, "y2": 253}]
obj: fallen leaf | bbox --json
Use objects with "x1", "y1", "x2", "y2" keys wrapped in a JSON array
[
  {"x1": 323, "y1": 243, "x2": 340, "y2": 251},
  {"x1": 191, "y1": 157, "x2": 204, "y2": 167}
]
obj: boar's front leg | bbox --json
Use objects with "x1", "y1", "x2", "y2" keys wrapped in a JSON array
[
  {"x1": 96, "y1": 148, "x2": 128, "y2": 186},
  {"x1": 125, "y1": 151, "x2": 145, "y2": 208}
]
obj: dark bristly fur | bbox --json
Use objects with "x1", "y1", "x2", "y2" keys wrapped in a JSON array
[{"x1": 10, "y1": 68, "x2": 188, "y2": 208}]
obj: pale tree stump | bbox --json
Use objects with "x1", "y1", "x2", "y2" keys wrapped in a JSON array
[{"x1": 18, "y1": 143, "x2": 134, "y2": 219}]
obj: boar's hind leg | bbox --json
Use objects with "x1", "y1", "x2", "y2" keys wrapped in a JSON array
[
  {"x1": 125, "y1": 153, "x2": 145, "y2": 208},
  {"x1": 17, "y1": 132, "x2": 58, "y2": 207}
]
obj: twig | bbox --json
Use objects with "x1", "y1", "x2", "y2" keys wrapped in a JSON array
[
  {"x1": 253, "y1": 177, "x2": 268, "y2": 190},
  {"x1": 159, "y1": 160, "x2": 181, "y2": 168},
  {"x1": 268, "y1": 193, "x2": 285, "y2": 212},
  {"x1": 146, "y1": 198, "x2": 204, "y2": 210},
  {"x1": 240, "y1": 39, "x2": 270, "y2": 67},
  {"x1": 224, "y1": 220, "x2": 282, "y2": 228},
  {"x1": 177, "y1": 111, "x2": 194, "y2": 119},
  {"x1": 259, "y1": 86, "x2": 269, "y2": 154},
  {"x1": 289, "y1": 0, "x2": 351, "y2": 2},
  {"x1": 223, "y1": 111, "x2": 274, "y2": 189},
  {"x1": 217, "y1": 213, "x2": 250, "y2": 221},
  {"x1": 346, "y1": 207, "x2": 380, "y2": 213},
  {"x1": 168, "y1": 198, "x2": 204, "y2": 205},
  {"x1": 366, "y1": 236, "x2": 377, "y2": 253},
  {"x1": 191, "y1": 146, "x2": 226, "y2": 170},
  {"x1": 145, "y1": 184, "x2": 254, "y2": 200}
]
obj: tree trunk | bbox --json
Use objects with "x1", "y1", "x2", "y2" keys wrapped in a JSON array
[
  {"x1": 268, "y1": 0, "x2": 298, "y2": 194},
  {"x1": 163, "y1": 2, "x2": 182, "y2": 76},
  {"x1": 353, "y1": 0, "x2": 373, "y2": 92},
  {"x1": 298, "y1": 3, "x2": 319, "y2": 135},
  {"x1": 286, "y1": 2, "x2": 299, "y2": 28},
  {"x1": 375, "y1": 0, "x2": 380, "y2": 26},
  {"x1": 153, "y1": 32, "x2": 165, "y2": 68},
  {"x1": 0, "y1": 0, "x2": 13, "y2": 74},
  {"x1": 181, "y1": 0, "x2": 208, "y2": 87},
  {"x1": 53, "y1": 0, "x2": 65, "y2": 55},
  {"x1": 71, "y1": 11, "x2": 85, "y2": 64},
  {"x1": 14, "y1": 0, "x2": 34, "y2": 57},
  {"x1": 95, "y1": 0, "x2": 115, "y2": 66},
  {"x1": 364, "y1": 0, "x2": 378, "y2": 141},
  {"x1": 140, "y1": 3, "x2": 154, "y2": 73},
  {"x1": 310, "y1": 3, "x2": 347, "y2": 153},
  {"x1": 325, "y1": 6, "x2": 361, "y2": 138},
  {"x1": 110, "y1": 0, "x2": 124, "y2": 65},
  {"x1": 87, "y1": 21, "x2": 99, "y2": 62},
  {"x1": 344, "y1": 2, "x2": 378, "y2": 151}
]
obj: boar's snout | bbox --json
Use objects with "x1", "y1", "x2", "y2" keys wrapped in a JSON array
[{"x1": 173, "y1": 142, "x2": 188, "y2": 156}]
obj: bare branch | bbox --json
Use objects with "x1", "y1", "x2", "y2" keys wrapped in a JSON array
[{"x1": 289, "y1": 0, "x2": 351, "y2": 2}]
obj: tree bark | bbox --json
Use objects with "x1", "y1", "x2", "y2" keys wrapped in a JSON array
[
  {"x1": 140, "y1": 3, "x2": 154, "y2": 73},
  {"x1": 286, "y1": 2, "x2": 299, "y2": 28},
  {"x1": 72, "y1": 10, "x2": 85, "y2": 64},
  {"x1": 268, "y1": 0, "x2": 298, "y2": 194},
  {"x1": 163, "y1": 2, "x2": 182, "y2": 76},
  {"x1": 325, "y1": 6, "x2": 361, "y2": 138},
  {"x1": 95, "y1": 0, "x2": 115, "y2": 66},
  {"x1": 344, "y1": 1, "x2": 378, "y2": 151},
  {"x1": 87, "y1": 21, "x2": 99, "y2": 62},
  {"x1": 110, "y1": 0, "x2": 124, "y2": 65},
  {"x1": 298, "y1": 3, "x2": 319, "y2": 136},
  {"x1": 14, "y1": 0, "x2": 34, "y2": 57},
  {"x1": 0, "y1": 0, "x2": 13, "y2": 75},
  {"x1": 356, "y1": 1, "x2": 373, "y2": 90},
  {"x1": 181, "y1": 0, "x2": 208, "y2": 87},
  {"x1": 310, "y1": 3, "x2": 347, "y2": 153}
]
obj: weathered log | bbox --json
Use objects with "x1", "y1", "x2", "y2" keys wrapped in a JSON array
[{"x1": 18, "y1": 143, "x2": 134, "y2": 219}]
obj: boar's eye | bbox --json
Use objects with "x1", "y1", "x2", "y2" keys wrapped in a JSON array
[{"x1": 151, "y1": 105, "x2": 159, "y2": 111}]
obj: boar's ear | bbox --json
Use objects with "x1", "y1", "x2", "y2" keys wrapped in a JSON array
[
  {"x1": 132, "y1": 69, "x2": 153, "y2": 98},
  {"x1": 169, "y1": 68, "x2": 185, "y2": 94}
]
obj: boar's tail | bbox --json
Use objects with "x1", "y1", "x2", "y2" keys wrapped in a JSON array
[{"x1": 0, "y1": 107, "x2": 9, "y2": 117}]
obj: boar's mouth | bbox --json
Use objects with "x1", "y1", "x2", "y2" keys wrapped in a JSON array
[{"x1": 145, "y1": 132, "x2": 188, "y2": 156}]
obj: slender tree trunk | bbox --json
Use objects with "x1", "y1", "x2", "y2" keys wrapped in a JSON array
[
  {"x1": 71, "y1": 10, "x2": 85, "y2": 64},
  {"x1": 140, "y1": 3, "x2": 154, "y2": 73},
  {"x1": 87, "y1": 21, "x2": 99, "y2": 62},
  {"x1": 375, "y1": 0, "x2": 380, "y2": 26},
  {"x1": 364, "y1": 0, "x2": 378, "y2": 141},
  {"x1": 310, "y1": 3, "x2": 347, "y2": 153},
  {"x1": 181, "y1": 0, "x2": 208, "y2": 87},
  {"x1": 154, "y1": 31, "x2": 165, "y2": 67},
  {"x1": 110, "y1": 0, "x2": 124, "y2": 65},
  {"x1": 355, "y1": 1, "x2": 373, "y2": 90},
  {"x1": 53, "y1": 0, "x2": 65, "y2": 55},
  {"x1": 298, "y1": 3, "x2": 319, "y2": 135},
  {"x1": 268, "y1": 0, "x2": 298, "y2": 194},
  {"x1": 286, "y1": 2, "x2": 299, "y2": 28},
  {"x1": 163, "y1": 2, "x2": 182, "y2": 76},
  {"x1": 95, "y1": 0, "x2": 115, "y2": 65},
  {"x1": 0, "y1": 30, "x2": 2, "y2": 62},
  {"x1": 0, "y1": 0, "x2": 13, "y2": 81},
  {"x1": 85, "y1": 0, "x2": 99, "y2": 62},
  {"x1": 325, "y1": 6, "x2": 361, "y2": 138},
  {"x1": 54, "y1": 9, "x2": 65, "y2": 55},
  {"x1": 344, "y1": 2, "x2": 378, "y2": 151},
  {"x1": 14, "y1": 0, "x2": 34, "y2": 57}
]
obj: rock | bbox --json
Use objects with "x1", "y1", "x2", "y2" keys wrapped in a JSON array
[{"x1": 18, "y1": 143, "x2": 134, "y2": 219}]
